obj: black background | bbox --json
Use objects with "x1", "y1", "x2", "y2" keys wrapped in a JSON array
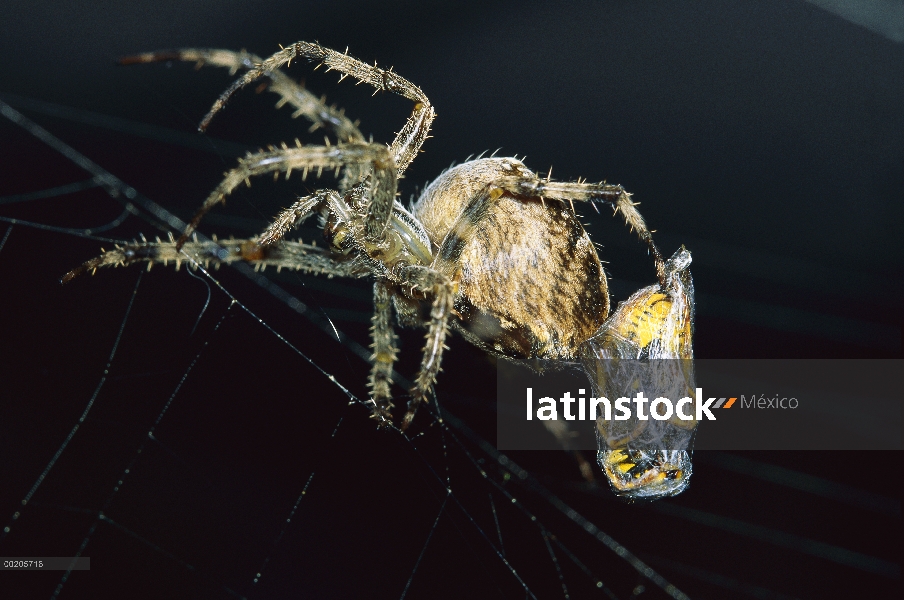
[{"x1": 1, "y1": 1, "x2": 901, "y2": 598}]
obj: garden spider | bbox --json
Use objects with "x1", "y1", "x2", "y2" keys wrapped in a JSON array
[{"x1": 64, "y1": 41, "x2": 683, "y2": 447}]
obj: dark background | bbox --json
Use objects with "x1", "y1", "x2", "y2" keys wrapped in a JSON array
[{"x1": 1, "y1": 1, "x2": 901, "y2": 598}]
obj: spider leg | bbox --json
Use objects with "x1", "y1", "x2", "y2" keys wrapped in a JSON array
[
  {"x1": 432, "y1": 179, "x2": 665, "y2": 287},
  {"x1": 497, "y1": 177, "x2": 666, "y2": 286},
  {"x1": 61, "y1": 236, "x2": 362, "y2": 284},
  {"x1": 396, "y1": 265, "x2": 455, "y2": 431},
  {"x1": 430, "y1": 185, "x2": 504, "y2": 276},
  {"x1": 120, "y1": 48, "x2": 364, "y2": 144},
  {"x1": 198, "y1": 41, "x2": 435, "y2": 176},
  {"x1": 258, "y1": 190, "x2": 331, "y2": 246},
  {"x1": 368, "y1": 281, "x2": 399, "y2": 426},
  {"x1": 177, "y1": 142, "x2": 395, "y2": 249}
]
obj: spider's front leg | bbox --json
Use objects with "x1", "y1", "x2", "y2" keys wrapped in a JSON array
[
  {"x1": 120, "y1": 48, "x2": 365, "y2": 144},
  {"x1": 121, "y1": 48, "x2": 369, "y2": 191},
  {"x1": 395, "y1": 265, "x2": 455, "y2": 430},
  {"x1": 497, "y1": 177, "x2": 666, "y2": 285},
  {"x1": 198, "y1": 41, "x2": 435, "y2": 175}
]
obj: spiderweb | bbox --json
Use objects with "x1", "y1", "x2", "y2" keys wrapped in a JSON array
[{"x1": 0, "y1": 93, "x2": 698, "y2": 599}]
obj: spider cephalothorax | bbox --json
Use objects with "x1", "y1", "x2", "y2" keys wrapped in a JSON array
[{"x1": 65, "y1": 42, "x2": 675, "y2": 439}]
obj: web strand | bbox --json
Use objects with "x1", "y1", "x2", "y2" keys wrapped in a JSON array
[{"x1": 2, "y1": 272, "x2": 144, "y2": 542}]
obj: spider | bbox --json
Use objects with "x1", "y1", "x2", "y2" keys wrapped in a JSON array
[{"x1": 64, "y1": 41, "x2": 682, "y2": 448}]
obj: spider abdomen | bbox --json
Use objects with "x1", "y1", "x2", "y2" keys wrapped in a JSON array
[{"x1": 413, "y1": 158, "x2": 610, "y2": 360}]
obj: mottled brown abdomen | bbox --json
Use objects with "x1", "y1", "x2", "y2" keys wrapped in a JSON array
[{"x1": 413, "y1": 158, "x2": 610, "y2": 359}]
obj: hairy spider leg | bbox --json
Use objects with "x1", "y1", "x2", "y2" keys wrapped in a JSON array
[
  {"x1": 430, "y1": 179, "x2": 664, "y2": 287},
  {"x1": 120, "y1": 49, "x2": 365, "y2": 144},
  {"x1": 258, "y1": 191, "x2": 332, "y2": 247},
  {"x1": 175, "y1": 142, "x2": 396, "y2": 249},
  {"x1": 396, "y1": 265, "x2": 455, "y2": 430},
  {"x1": 198, "y1": 41, "x2": 435, "y2": 178},
  {"x1": 430, "y1": 185, "x2": 504, "y2": 278},
  {"x1": 61, "y1": 236, "x2": 359, "y2": 284},
  {"x1": 121, "y1": 48, "x2": 369, "y2": 192},
  {"x1": 497, "y1": 177, "x2": 666, "y2": 286},
  {"x1": 368, "y1": 280, "x2": 400, "y2": 425}
]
